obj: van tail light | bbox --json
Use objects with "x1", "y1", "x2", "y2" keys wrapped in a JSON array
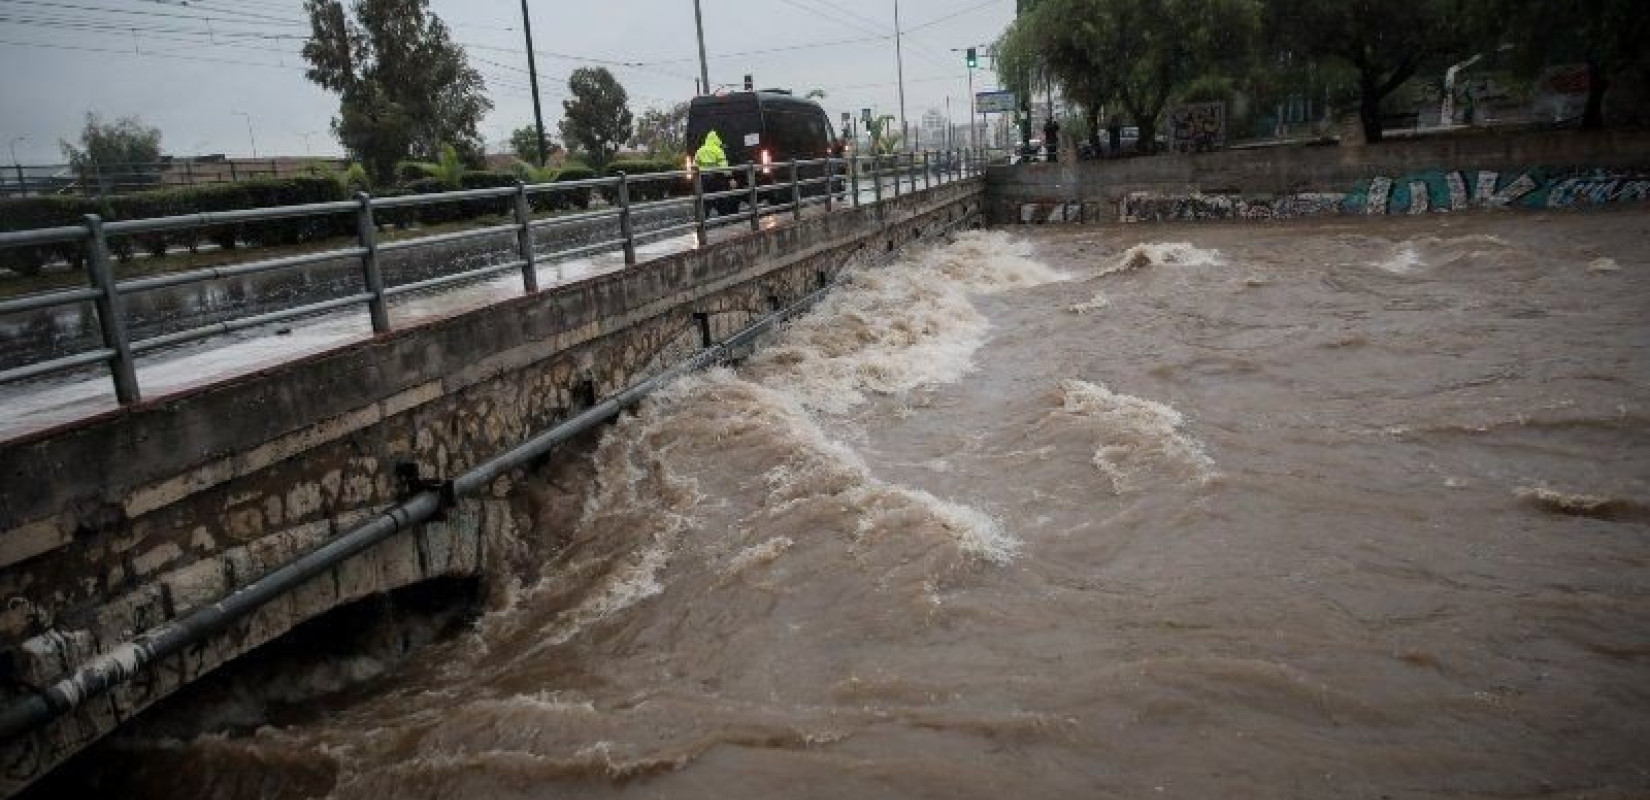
[{"x1": 760, "y1": 148, "x2": 772, "y2": 175}]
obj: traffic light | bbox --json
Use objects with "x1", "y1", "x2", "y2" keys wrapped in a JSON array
[
  {"x1": 965, "y1": 47, "x2": 978, "y2": 69},
  {"x1": 743, "y1": 74, "x2": 753, "y2": 91}
]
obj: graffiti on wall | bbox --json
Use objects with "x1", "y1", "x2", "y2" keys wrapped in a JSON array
[
  {"x1": 1117, "y1": 167, "x2": 1650, "y2": 223},
  {"x1": 1169, "y1": 102, "x2": 1225, "y2": 153}
]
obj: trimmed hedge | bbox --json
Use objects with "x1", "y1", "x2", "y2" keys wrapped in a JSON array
[
  {"x1": 0, "y1": 163, "x2": 668, "y2": 278},
  {"x1": 601, "y1": 160, "x2": 690, "y2": 203},
  {"x1": 383, "y1": 171, "x2": 519, "y2": 227},
  {"x1": 0, "y1": 176, "x2": 352, "y2": 275},
  {"x1": 0, "y1": 196, "x2": 99, "y2": 276},
  {"x1": 550, "y1": 166, "x2": 596, "y2": 211}
]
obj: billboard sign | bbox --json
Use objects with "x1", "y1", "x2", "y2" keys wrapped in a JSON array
[{"x1": 976, "y1": 90, "x2": 1017, "y2": 114}]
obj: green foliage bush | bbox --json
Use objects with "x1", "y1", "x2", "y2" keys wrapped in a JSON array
[
  {"x1": 396, "y1": 161, "x2": 441, "y2": 183},
  {"x1": 601, "y1": 159, "x2": 689, "y2": 203},
  {"x1": 0, "y1": 196, "x2": 97, "y2": 276},
  {"x1": 550, "y1": 166, "x2": 596, "y2": 210},
  {"x1": 0, "y1": 176, "x2": 353, "y2": 275}
]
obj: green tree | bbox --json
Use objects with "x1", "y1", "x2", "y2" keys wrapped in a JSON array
[
  {"x1": 61, "y1": 112, "x2": 163, "y2": 190},
  {"x1": 1476, "y1": 0, "x2": 1650, "y2": 129},
  {"x1": 1265, "y1": 0, "x2": 1469, "y2": 143},
  {"x1": 997, "y1": 0, "x2": 1258, "y2": 153},
  {"x1": 631, "y1": 102, "x2": 690, "y2": 156},
  {"x1": 558, "y1": 67, "x2": 633, "y2": 170},
  {"x1": 509, "y1": 124, "x2": 562, "y2": 164},
  {"x1": 867, "y1": 114, "x2": 902, "y2": 154},
  {"x1": 301, "y1": 0, "x2": 491, "y2": 183}
]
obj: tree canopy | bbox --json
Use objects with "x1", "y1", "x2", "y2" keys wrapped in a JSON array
[
  {"x1": 1476, "y1": 0, "x2": 1650, "y2": 129},
  {"x1": 1266, "y1": 0, "x2": 1469, "y2": 142},
  {"x1": 997, "y1": 0, "x2": 1259, "y2": 152},
  {"x1": 61, "y1": 113, "x2": 164, "y2": 189},
  {"x1": 510, "y1": 125, "x2": 562, "y2": 164},
  {"x1": 62, "y1": 113, "x2": 162, "y2": 169},
  {"x1": 631, "y1": 102, "x2": 690, "y2": 157},
  {"x1": 301, "y1": 0, "x2": 491, "y2": 183},
  {"x1": 558, "y1": 68, "x2": 633, "y2": 169}
]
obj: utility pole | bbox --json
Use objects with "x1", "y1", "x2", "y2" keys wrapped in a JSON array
[
  {"x1": 693, "y1": 0, "x2": 710, "y2": 96},
  {"x1": 232, "y1": 111, "x2": 258, "y2": 158},
  {"x1": 894, "y1": 0, "x2": 907, "y2": 150},
  {"x1": 8, "y1": 136, "x2": 24, "y2": 197},
  {"x1": 520, "y1": 0, "x2": 548, "y2": 165}
]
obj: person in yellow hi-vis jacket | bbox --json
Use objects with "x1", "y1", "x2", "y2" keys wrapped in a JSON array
[
  {"x1": 695, "y1": 130, "x2": 728, "y2": 169},
  {"x1": 694, "y1": 131, "x2": 734, "y2": 214}
]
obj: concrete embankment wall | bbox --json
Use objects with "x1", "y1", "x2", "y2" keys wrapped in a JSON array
[
  {"x1": 987, "y1": 130, "x2": 1650, "y2": 224},
  {"x1": 0, "y1": 179, "x2": 982, "y2": 794}
]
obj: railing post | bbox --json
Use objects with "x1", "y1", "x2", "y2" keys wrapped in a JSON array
[
  {"x1": 873, "y1": 154, "x2": 883, "y2": 204},
  {"x1": 691, "y1": 166, "x2": 708, "y2": 246},
  {"x1": 229, "y1": 161, "x2": 238, "y2": 183},
  {"x1": 789, "y1": 159, "x2": 802, "y2": 221},
  {"x1": 354, "y1": 192, "x2": 390, "y2": 333},
  {"x1": 823, "y1": 158, "x2": 834, "y2": 213},
  {"x1": 892, "y1": 153, "x2": 901, "y2": 199},
  {"x1": 923, "y1": 151, "x2": 931, "y2": 191},
  {"x1": 615, "y1": 172, "x2": 636, "y2": 267},
  {"x1": 82, "y1": 214, "x2": 139, "y2": 404},
  {"x1": 513, "y1": 180, "x2": 540, "y2": 292},
  {"x1": 747, "y1": 163, "x2": 760, "y2": 232},
  {"x1": 849, "y1": 154, "x2": 860, "y2": 208}
]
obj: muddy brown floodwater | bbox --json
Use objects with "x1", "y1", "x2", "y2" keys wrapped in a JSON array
[{"x1": 37, "y1": 210, "x2": 1650, "y2": 799}]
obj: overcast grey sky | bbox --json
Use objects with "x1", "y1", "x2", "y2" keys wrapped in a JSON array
[{"x1": 0, "y1": 0, "x2": 1015, "y2": 162}]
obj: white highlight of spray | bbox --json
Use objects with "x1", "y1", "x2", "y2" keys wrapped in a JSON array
[
  {"x1": 1103, "y1": 242, "x2": 1226, "y2": 276},
  {"x1": 747, "y1": 229, "x2": 1068, "y2": 414},
  {"x1": 534, "y1": 231, "x2": 1056, "y2": 642},
  {"x1": 1375, "y1": 242, "x2": 1424, "y2": 274},
  {"x1": 1068, "y1": 292, "x2": 1111, "y2": 314},
  {"x1": 1057, "y1": 379, "x2": 1215, "y2": 492}
]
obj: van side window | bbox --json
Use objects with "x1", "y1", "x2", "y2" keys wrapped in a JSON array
[{"x1": 767, "y1": 110, "x2": 823, "y2": 157}]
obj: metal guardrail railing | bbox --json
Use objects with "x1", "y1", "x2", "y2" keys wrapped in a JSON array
[
  {"x1": 0, "y1": 148, "x2": 994, "y2": 408},
  {"x1": 1, "y1": 158, "x2": 355, "y2": 198}
]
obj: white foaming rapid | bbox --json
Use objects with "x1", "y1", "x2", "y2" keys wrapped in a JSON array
[
  {"x1": 519, "y1": 231, "x2": 1058, "y2": 641},
  {"x1": 1374, "y1": 242, "x2": 1425, "y2": 275},
  {"x1": 1101, "y1": 242, "x2": 1226, "y2": 276},
  {"x1": 1055, "y1": 379, "x2": 1215, "y2": 492},
  {"x1": 1068, "y1": 291, "x2": 1111, "y2": 314},
  {"x1": 745, "y1": 229, "x2": 1067, "y2": 414}
]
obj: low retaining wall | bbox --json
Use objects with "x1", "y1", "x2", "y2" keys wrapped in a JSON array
[
  {"x1": 0, "y1": 179, "x2": 982, "y2": 795},
  {"x1": 986, "y1": 130, "x2": 1650, "y2": 224}
]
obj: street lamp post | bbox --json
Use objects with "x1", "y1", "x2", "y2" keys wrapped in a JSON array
[{"x1": 232, "y1": 111, "x2": 258, "y2": 158}]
